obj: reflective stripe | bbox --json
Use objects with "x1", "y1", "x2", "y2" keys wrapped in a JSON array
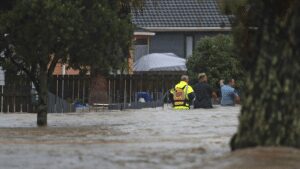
[
  {"x1": 184, "y1": 85, "x2": 188, "y2": 100},
  {"x1": 174, "y1": 106, "x2": 190, "y2": 110}
]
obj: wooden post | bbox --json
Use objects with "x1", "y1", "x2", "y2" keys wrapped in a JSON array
[
  {"x1": 7, "y1": 99, "x2": 10, "y2": 113},
  {"x1": 72, "y1": 77, "x2": 75, "y2": 101},
  {"x1": 119, "y1": 74, "x2": 122, "y2": 109},
  {"x1": 27, "y1": 103, "x2": 31, "y2": 113},
  {"x1": 55, "y1": 75, "x2": 58, "y2": 111},
  {"x1": 129, "y1": 76, "x2": 132, "y2": 104},
  {"x1": 62, "y1": 75, "x2": 64, "y2": 100},
  {"x1": 113, "y1": 76, "x2": 116, "y2": 103},
  {"x1": 108, "y1": 78, "x2": 111, "y2": 104},
  {"x1": 13, "y1": 95, "x2": 16, "y2": 113},
  {"x1": 124, "y1": 75, "x2": 127, "y2": 107},
  {"x1": 56, "y1": 75, "x2": 58, "y2": 97},
  {"x1": 135, "y1": 76, "x2": 138, "y2": 102},
  {"x1": 1, "y1": 86, "x2": 3, "y2": 112},
  {"x1": 67, "y1": 75, "x2": 70, "y2": 102},
  {"x1": 162, "y1": 74, "x2": 165, "y2": 94},
  {"x1": 140, "y1": 74, "x2": 143, "y2": 92},
  {"x1": 62, "y1": 75, "x2": 65, "y2": 113},
  {"x1": 83, "y1": 78, "x2": 85, "y2": 104},
  {"x1": 77, "y1": 78, "x2": 80, "y2": 100}
]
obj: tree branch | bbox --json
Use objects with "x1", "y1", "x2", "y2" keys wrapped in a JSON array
[
  {"x1": 6, "y1": 48, "x2": 40, "y2": 92},
  {"x1": 47, "y1": 54, "x2": 60, "y2": 77}
]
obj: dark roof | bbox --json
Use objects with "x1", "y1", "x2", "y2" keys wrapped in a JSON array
[
  {"x1": 134, "y1": 27, "x2": 152, "y2": 32},
  {"x1": 132, "y1": 0, "x2": 231, "y2": 29}
]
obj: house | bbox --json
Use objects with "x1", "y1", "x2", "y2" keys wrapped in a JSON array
[
  {"x1": 53, "y1": 63, "x2": 81, "y2": 76},
  {"x1": 55, "y1": 0, "x2": 232, "y2": 75},
  {"x1": 131, "y1": 0, "x2": 232, "y2": 60}
]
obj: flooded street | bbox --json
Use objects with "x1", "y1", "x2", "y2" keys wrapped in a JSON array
[{"x1": 1, "y1": 105, "x2": 299, "y2": 169}]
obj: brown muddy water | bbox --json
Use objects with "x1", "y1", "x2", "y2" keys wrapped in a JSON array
[{"x1": 0, "y1": 105, "x2": 299, "y2": 169}]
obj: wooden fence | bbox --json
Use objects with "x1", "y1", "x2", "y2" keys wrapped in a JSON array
[
  {"x1": 49, "y1": 74, "x2": 181, "y2": 104},
  {"x1": 0, "y1": 83, "x2": 34, "y2": 113},
  {"x1": 0, "y1": 74, "x2": 183, "y2": 112},
  {"x1": 49, "y1": 75, "x2": 90, "y2": 104},
  {"x1": 107, "y1": 74, "x2": 180, "y2": 104}
]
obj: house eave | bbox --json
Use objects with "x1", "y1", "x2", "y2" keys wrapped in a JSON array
[
  {"x1": 142, "y1": 27, "x2": 232, "y2": 32},
  {"x1": 134, "y1": 32, "x2": 156, "y2": 36}
]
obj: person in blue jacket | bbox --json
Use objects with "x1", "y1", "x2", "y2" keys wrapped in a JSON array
[{"x1": 220, "y1": 78, "x2": 240, "y2": 106}]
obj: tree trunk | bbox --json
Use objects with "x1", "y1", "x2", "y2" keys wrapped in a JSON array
[
  {"x1": 88, "y1": 70, "x2": 108, "y2": 105},
  {"x1": 230, "y1": 0, "x2": 300, "y2": 150},
  {"x1": 37, "y1": 64, "x2": 48, "y2": 127}
]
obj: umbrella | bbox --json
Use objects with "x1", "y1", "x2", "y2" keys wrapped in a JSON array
[{"x1": 134, "y1": 53, "x2": 187, "y2": 72}]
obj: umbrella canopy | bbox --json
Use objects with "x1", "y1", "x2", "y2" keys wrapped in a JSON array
[{"x1": 134, "y1": 53, "x2": 187, "y2": 72}]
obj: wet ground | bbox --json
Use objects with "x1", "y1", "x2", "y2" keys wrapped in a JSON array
[{"x1": 0, "y1": 105, "x2": 299, "y2": 169}]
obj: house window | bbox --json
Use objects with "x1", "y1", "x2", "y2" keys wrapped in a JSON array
[
  {"x1": 134, "y1": 37, "x2": 149, "y2": 61},
  {"x1": 185, "y1": 36, "x2": 193, "y2": 58},
  {"x1": 135, "y1": 39, "x2": 148, "y2": 45}
]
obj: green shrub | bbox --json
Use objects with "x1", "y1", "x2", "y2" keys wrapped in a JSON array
[{"x1": 186, "y1": 34, "x2": 245, "y2": 90}]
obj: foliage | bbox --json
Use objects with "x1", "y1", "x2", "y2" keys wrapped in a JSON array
[
  {"x1": 65, "y1": 0, "x2": 144, "y2": 104},
  {"x1": 66, "y1": 0, "x2": 145, "y2": 75},
  {"x1": 0, "y1": 0, "x2": 143, "y2": 125},
  {"x1": 217, "y1": 0, "x2": 247, "y2": 15},
  {"x1": 67, "y1": 0, "x2": 134, "y2": 75},
  {"x1": 0, "y1": 0, "x2": 82, "y2": 126},
  {"x1": 186, "y1": 34, "x2": 245, "y2": 90},
  {"x1": 228, "y1": 0, "x2": 300, "y2": 150},
  {"x1": 0, "y1": 0, "x2": 79, "y2": 90}
]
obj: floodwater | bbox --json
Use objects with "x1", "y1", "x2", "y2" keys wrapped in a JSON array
[{"x1": 0, "y1": 105, "x2": 299, "y2": 169}]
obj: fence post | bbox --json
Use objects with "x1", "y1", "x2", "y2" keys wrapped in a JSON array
[
  {"x1": 119, "y1": 74, "x2": 122, "y2": 110},
  {"x1": 113, "y1": 75, "x2": 116, "y2": 103},
  {"x1": 62, "y1": 75, "x2": 64, "y2": 100},
  {"x1": 72, "y1": 76, "x2": 75, "y2": 101},
  {"x1": 124, "y1": 75, "x2": 127, "y2": 108},
  {"x1": 108, "y1": 77, "x2": 111, "y2": 104},
  {"x1": 82, "y1": 77, "x2": 85, "y2": 104},
  {"x1": 55, "y1": 75, "x2": 58, "y2": 112},
  {"x1": 60, "y1": 74, "x2": 65, "y2": 113},
  {"x1": 140, "y1": 74, "x2": 143, "y2": 92},
  {"x1": 13, "y1": 95, "x2": 16, "y2": 113},
  {"x1": 1, "y1": 86, "x2": 3, "y2": 112},
  {"x1": 129, "y1": 75, "x2": 132, "y2": 104},
  {"x1": 77, "y1": 78, "x2": 80, "y2": 101}
]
